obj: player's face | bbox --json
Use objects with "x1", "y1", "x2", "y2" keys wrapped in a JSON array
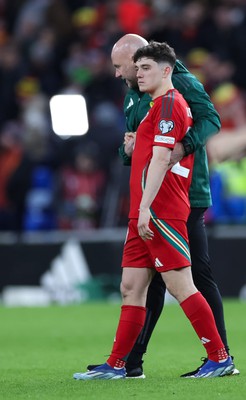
[
  {"x1": 135, "y1": 58, "x2": 167, "y2": 97},
  {"x1": 111, "y1": 51, "x2": 138, "y2": 88}
]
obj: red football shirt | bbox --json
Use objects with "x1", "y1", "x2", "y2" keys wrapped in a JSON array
[{"x1": 129, "y1": 88, "x2": 194, "y2": 221}]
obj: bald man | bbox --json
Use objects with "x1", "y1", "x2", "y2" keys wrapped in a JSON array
[{"x1": 85, "y1": 34, "x2": 239, "y2": 378}]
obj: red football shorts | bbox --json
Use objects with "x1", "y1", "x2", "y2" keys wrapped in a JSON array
[{"x1": 121, "y1": 218, "x2": 191, "y2": 272}]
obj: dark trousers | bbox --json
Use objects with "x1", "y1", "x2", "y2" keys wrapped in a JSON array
[{"x1": 126, "y1": 207, "x2": 229, "y2": 369}]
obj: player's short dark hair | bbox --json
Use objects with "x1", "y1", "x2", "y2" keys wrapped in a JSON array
[{"x1": 133, "y1": 41, "x2": 176, "y2": 68}]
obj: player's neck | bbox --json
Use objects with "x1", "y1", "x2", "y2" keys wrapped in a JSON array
[{"x1": 150, "y1": 83, "x2": 174, "y2": 100}]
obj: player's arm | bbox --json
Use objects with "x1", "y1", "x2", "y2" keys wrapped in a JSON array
[
  {"x1": 170, "y1": 73, "x2": 221, "y2": 165},
  {"x1": 138, "y1": 146, "x2": 171, "y2": 240}
]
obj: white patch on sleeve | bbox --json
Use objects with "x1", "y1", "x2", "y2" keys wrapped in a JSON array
[
  {"x1": 154, "y1": 135, "x2": 175, "y2": 145},
  {"x1": 171, "y1": 162, "x2": 190, "y2": 178}
]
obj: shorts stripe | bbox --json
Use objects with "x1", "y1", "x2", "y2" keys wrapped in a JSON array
[{"x1": 150, "y1": 212, "x2": 191, "y2": 263}]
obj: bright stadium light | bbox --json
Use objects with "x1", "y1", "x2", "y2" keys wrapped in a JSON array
[{"x1": 49, "y1": 94, "x2": 89, "y2": 137}]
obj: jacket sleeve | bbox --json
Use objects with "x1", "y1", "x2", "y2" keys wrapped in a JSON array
[
  {"x1": 176, "y1": 75, "x2": 221, "y2": 155},
  {"x1": 118, "y1": 91, "x2": 151, "y2": 165},
  {"x1": 118, "y1": 143, "x2": 132, "y2": 165}
]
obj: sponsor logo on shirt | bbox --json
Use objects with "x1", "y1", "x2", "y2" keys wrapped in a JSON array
[
  {"x1": 154, "y1": 135, "x2": 175, "y2": 145},
  {"x1": 159, "y1": 119, "x2": 174, "y2": 134}
]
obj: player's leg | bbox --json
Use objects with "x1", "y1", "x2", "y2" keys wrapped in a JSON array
[
  {"x1": 127, "y1": 207, "x2": 229, "y2": 375},
  {"x1": 125, "y1": 272, "x2": 166, "y2": 374},
  {"x1": 148, "y1": 217, "x2": 234, "y2": 378},
  {"x1": 183, "y1": 207, "x2": 239, "y2": 375},
  {"x1": 74, "y1": 266, "x2": 153, "y2": 380},
  {"x1": 106, "y1": 266, "x2": 154, "y2": 368},
  {"x1": 161, "y1": 267, "x2": 234, "y2": 378},
  {"x1": 86, "y1": 271, "x2": 165, "y2": 378},
  {"x1": 187, "y1": 207, "x2": 229, "y2": 351},
  {"x1": 75, "y1": 220, "x2": 154, "y2": 380}
]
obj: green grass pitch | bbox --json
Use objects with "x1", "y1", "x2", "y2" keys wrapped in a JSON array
[{"x1": 0, "y1": 300, "x2": 245, "y2": 400}]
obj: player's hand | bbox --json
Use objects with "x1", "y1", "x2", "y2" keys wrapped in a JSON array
[
  {"x1": 168, "y1": 142, "x2": 185, "y2": 168},
  {"x1": 138, "y1": 208, "x2": 154, "y2": 241},
  {"x1": 124, "y1": 132, "x2": 136, "y2": 157}
]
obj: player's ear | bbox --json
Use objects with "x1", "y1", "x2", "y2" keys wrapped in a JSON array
[{"x1": 163, "y1": 65, "x2": 171, "y2": 77}]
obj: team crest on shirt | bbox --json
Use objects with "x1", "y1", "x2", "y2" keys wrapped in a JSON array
[{"x1": 158, "y1": 119, "x2": 174, "y2": 134}]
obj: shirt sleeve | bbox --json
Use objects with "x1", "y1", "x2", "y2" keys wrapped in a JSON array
[{"x1": 152, "y1": 96, "x2": 182, "y2": 150}]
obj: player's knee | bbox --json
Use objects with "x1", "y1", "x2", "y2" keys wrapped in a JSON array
[
  {"x1": 164, "y1": 282, "x2": 176, "y2": 299},
  {"x1": 120, "y1": 279, "x2": 134, "y2": 299}
]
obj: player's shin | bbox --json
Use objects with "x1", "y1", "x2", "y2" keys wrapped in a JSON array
[
  {"x1": 180, "y1": 292, "x2": 228, "y2": 362},
  {"x1": 107, "y1": 305, "x2": 146, "y2": 368}
]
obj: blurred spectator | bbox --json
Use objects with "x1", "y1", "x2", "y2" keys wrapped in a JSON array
[
  {"x1": 28, "y1": 27, "x2": 62, "y2": 96},
  {"x1": 87, "y1": 101, "x2": 125, "y2": 172},
  {"x1": 185, "y1": 49, "x2": 235, "y2": 93},
  {"x1": 196, "y1": 0, "x2": 246, "y2": 89},
  {"x1": 0, "y1": 121, "x2": 23, "y2": 230},
  {"x1": 206, "y1": 82, "x2": 246, "y2": 224},
  {"x1": 207, "y1": 80, "x2": 246, "y2": 162},
  {"x1": 117, "y1": 0, "x2": 152, "y2": 36},
  {"x1": 210, "y1": 82, "x2": 246, "y2": 130},
  {"x1": 184, "y1": 47, "x2": 209, "y2": 85},
  {"x1": 149, "y1": 1, "x2": 208, "y2": 58},
  {"x1": 57, "y1": 143, "x2": 106, "y2": 230},
  {"x1": 0, "y1": 42, "x2": 27, "y2": 124},
  {"x1": 6, "y1": 84, "x2": 63, "y2": 231},
  {"x1": 207, "y1": 157, "x2": 246, "y2": 224},
  {"x1": 22, "y1": 164, "x2": 58, "y2": 231},
  {"x1": 7, "y1": 122, "x2": 63, "y2": 231}
]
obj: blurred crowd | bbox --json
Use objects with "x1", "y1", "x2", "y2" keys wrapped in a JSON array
[{"x1": 1, "y1": 0, "x2": 246, "y2": 232}]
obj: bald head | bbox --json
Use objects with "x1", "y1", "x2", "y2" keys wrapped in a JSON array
[
  {"x1": 111, "y1": 34, "x2": 148, "y2": 88},
  {"x1": 112, "y1": 34, "x2": 148, "y2": 58}
]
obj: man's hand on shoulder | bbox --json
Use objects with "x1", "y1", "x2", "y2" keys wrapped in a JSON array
[
  {"x1": 124, "y1": 132, "x2": 136, "y2": 157},
  {"x1": 169, "y1": 142, "x2": 185, "y2": 168}
]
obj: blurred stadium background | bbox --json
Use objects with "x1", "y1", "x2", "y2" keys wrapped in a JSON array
[{"x1": 0, "y1": 0, "x2": 246, "y2": 305}]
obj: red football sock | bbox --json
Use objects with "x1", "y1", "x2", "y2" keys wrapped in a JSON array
[
  {"x1": 180, "y1": 292, "x2": 228, "y2": 362},
  {"x1": 107, "y1": 305, "x2": 146, "y2": 368}
]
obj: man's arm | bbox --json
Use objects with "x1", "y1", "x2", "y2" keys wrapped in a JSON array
[
  {"x1": 181, "y1": 97, "x2": 221, "y2": 154},
  {"x1": 169, "y1": 71, "x2": 221, "y2": 166},
  {"x1": 118, "y1": 143, "x2": 132, "y2": 165},
  {"x1": 118, "y1": 132, "x2": 136, "y2": 165},
  {"x1": 207, "y1": 126, "x2": 246, "y2": 163},
  {"x1": 119, "y1": 92, "x2": 151, "y2": 165},
  {"x1": 138, "y1": 146, "x2": 171, "y2": 240}
]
